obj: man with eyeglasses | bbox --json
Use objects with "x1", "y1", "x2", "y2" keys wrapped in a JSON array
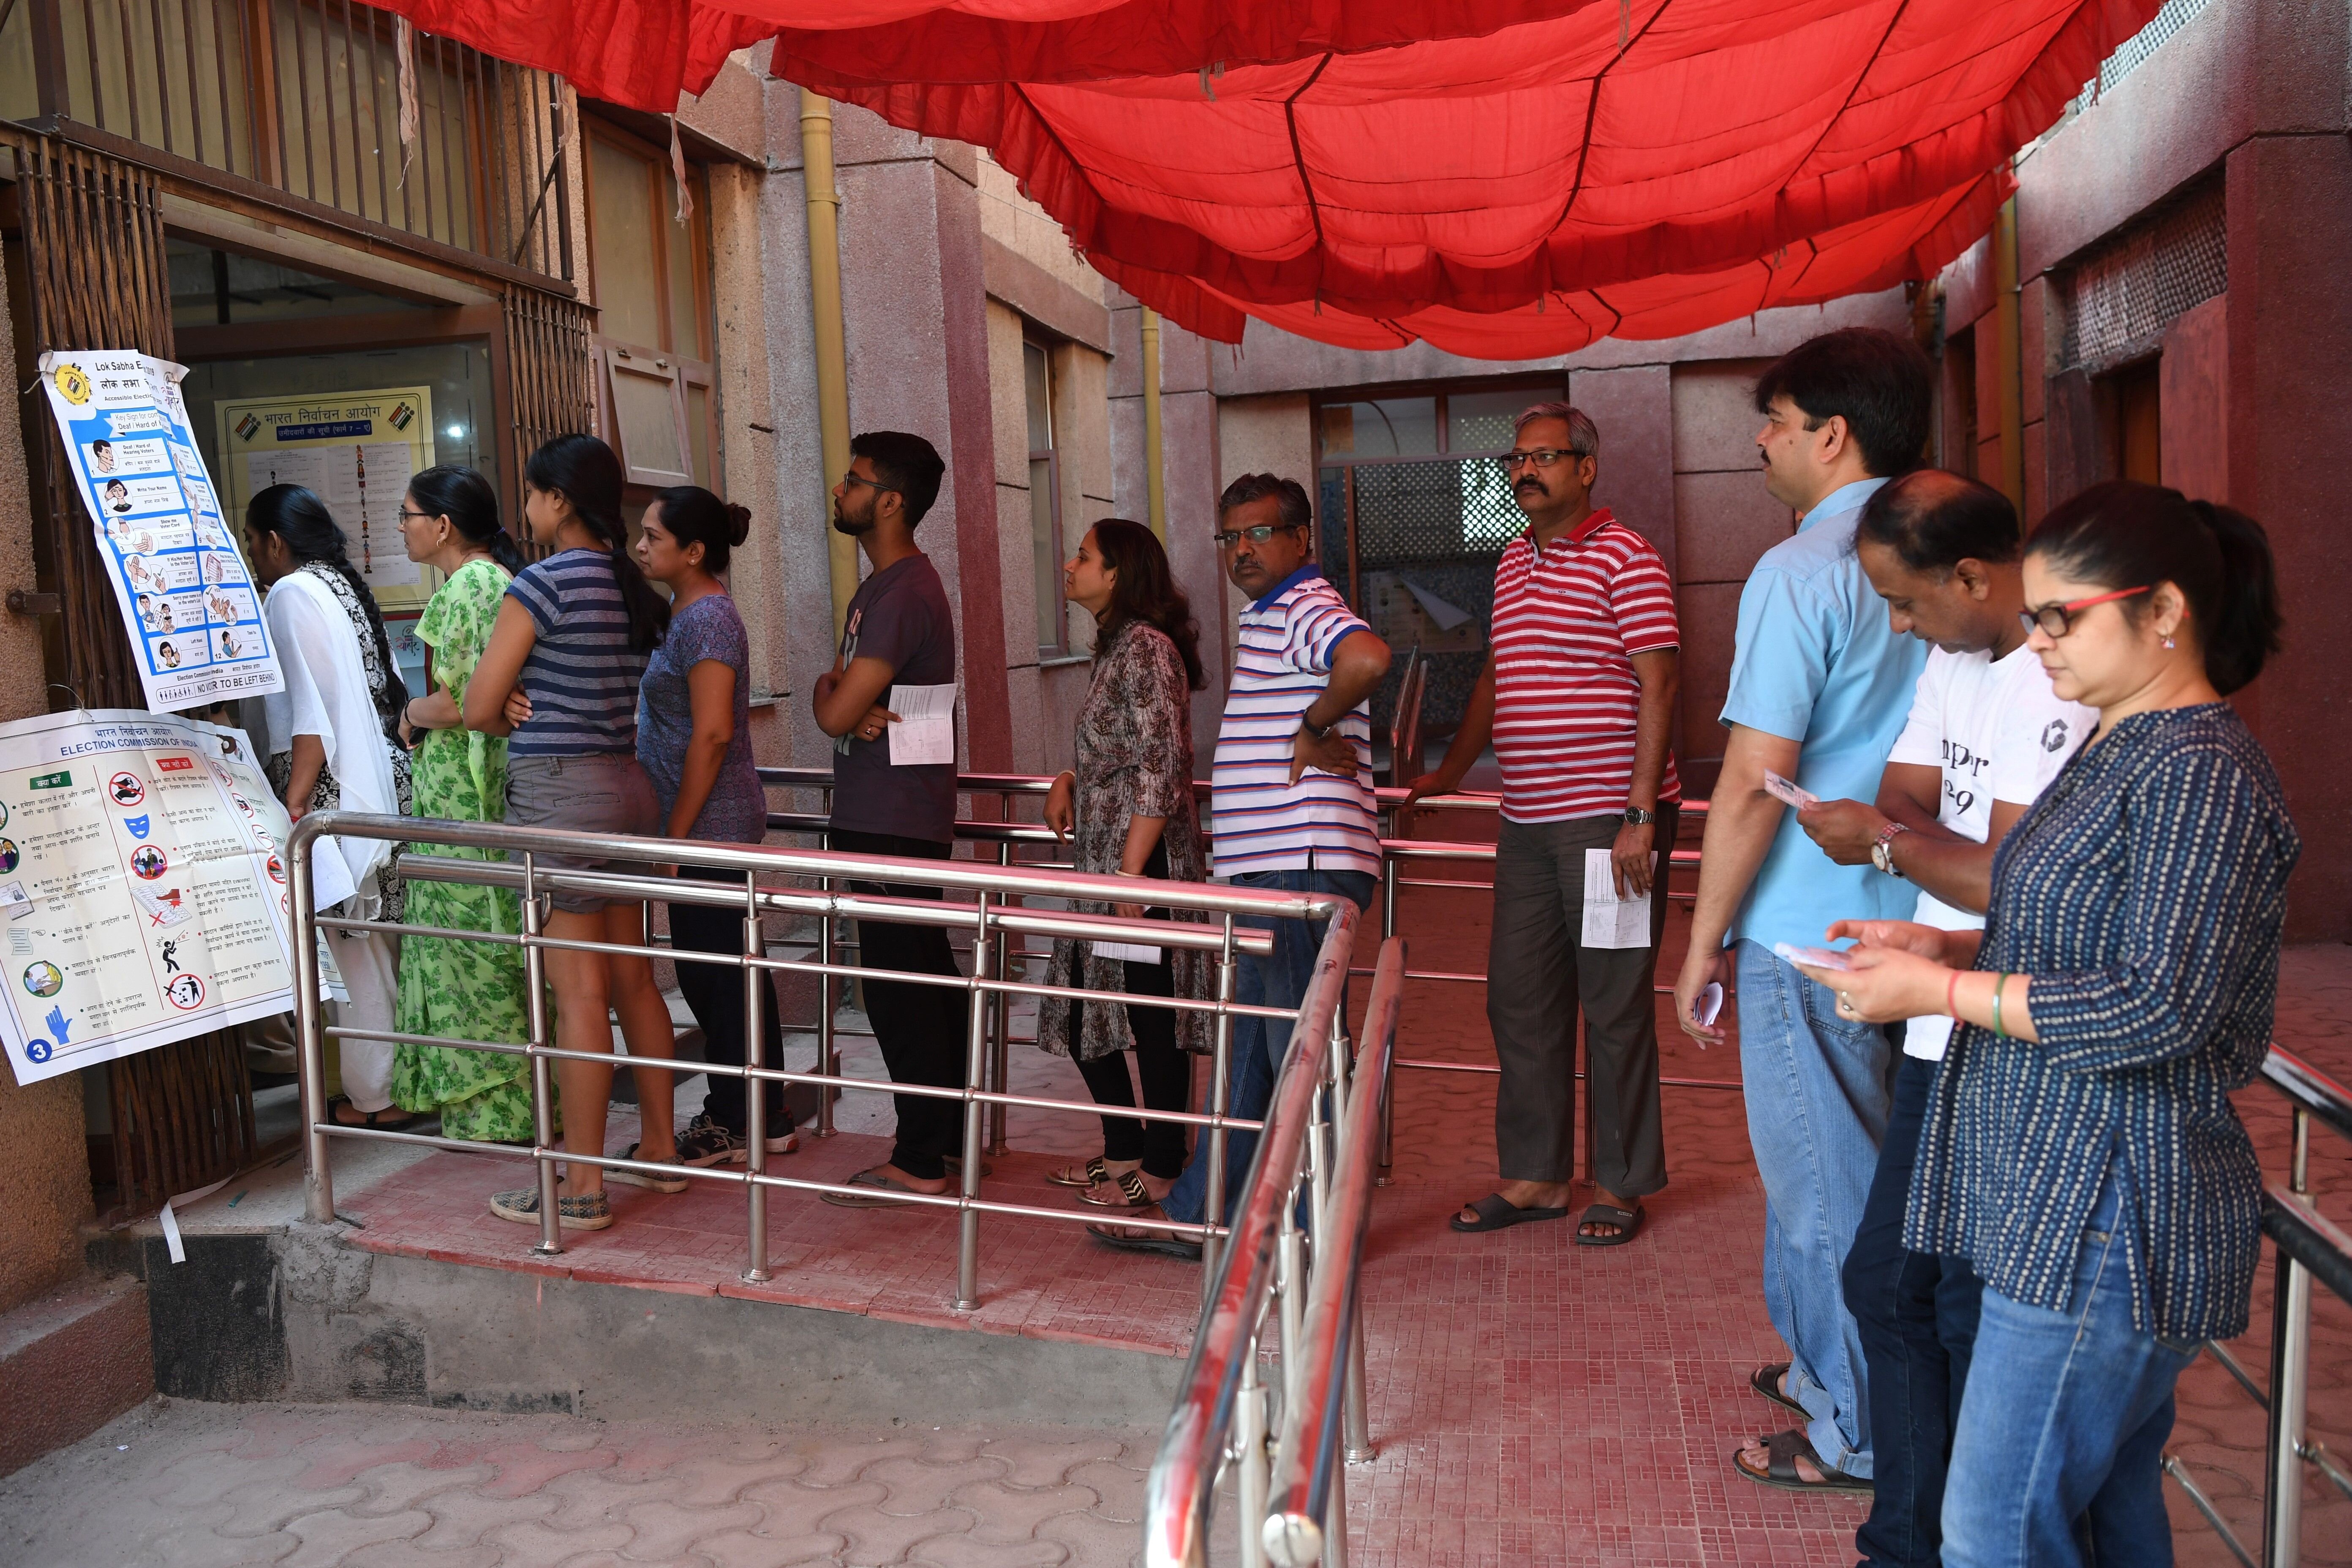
[
  {"x1": 1670, "y1": 327, "x2": 1932, "y2": 1495},
  {"x1": 1405, "y1": 402, "x2": 1682, "y2": 1247},
  {"x1": 1091, "y1": 472, "x2": 1389, "y2": 1258},
  {"x1": 1788, "y1": 469, "x2": 2091, "y2": 1563},
  {"x1": 807, "y1": 430, "x2": 970, "y2": 1208}
]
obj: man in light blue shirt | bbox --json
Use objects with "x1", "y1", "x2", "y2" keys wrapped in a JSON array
[{"x1": 1671, "y1": 327, "x2": 1933, "y2": 1495}]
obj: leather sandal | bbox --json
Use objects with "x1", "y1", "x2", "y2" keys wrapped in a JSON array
[
  {"x1": 1048, "y1": 1155, "x2": 1125, "y2": 1190},
  {"x1": 1750, "y1": 1362, "x2": 1808, "y2": 1416},
  {"x1": 1734, "y1": 1429, "x2": 1874, "y2": 1494},
  {"x1": 1082, "y1": 1169, "x2": 1159, "y2": 1209}
]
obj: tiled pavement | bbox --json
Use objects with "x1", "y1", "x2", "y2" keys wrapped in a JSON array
[{"x1": 3, "y1": 854, "x2": 2346, "y2": 1565}]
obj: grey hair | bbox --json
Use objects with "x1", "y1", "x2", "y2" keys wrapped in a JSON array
[
  {"x1": 1217, "y1": 472, "x2": 1313, "y2": 530},
  {"x1": 1513, "y1": 401, "x2": 1600, "y2": 457}
]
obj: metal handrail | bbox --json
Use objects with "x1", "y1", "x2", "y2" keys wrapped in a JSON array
[
  {"x1": 2158, "y1": 1045, "x2": 2352, "y2": 1568},
  {"x1": 1141, "y1": 916, "x2": 1372, "y2": 1568},
  {"x1": 1261, "y1": 938, "x2": 1406, "y2": 1566},
  {"x1": 289, "y1": 810, "x2": 1348, "y2": 1307}
]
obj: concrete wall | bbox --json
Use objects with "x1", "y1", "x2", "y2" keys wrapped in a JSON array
[
  {"x1": 0, "y1": 233, "x2": 95, "y2": 1314},
  {"x1": 1936, "y1": 0, "x2": 2352, "y2": 938}
]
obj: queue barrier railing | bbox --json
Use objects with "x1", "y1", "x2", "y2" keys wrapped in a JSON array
[
  {"x1": 287, "y1": 810, "x2": 1353, "y2": 1306},
  {"x1": 1142, "y1": 932, "x2": 1406, "y2": 1568},
  {"x1": 2162, "y1": 1047, "x2": 2352, "y2": 1568}
]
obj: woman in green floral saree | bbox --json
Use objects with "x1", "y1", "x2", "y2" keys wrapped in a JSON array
[{"x1": 387, "y1": 466, "x2": 547, "y2": 1141}]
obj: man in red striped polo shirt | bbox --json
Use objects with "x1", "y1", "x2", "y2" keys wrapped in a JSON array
[{"x1": 1407, "y1": 403, "x2": 1682, "y2": 1244}]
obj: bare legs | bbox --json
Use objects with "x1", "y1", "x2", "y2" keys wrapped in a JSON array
[{"x1": 547, "y1": 901, "x2": 681, "y2": 1199}]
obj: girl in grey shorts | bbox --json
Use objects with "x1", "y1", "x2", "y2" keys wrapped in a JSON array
[{"x1": 463, "y1": 434, "x2": 680, "y2": 1233}]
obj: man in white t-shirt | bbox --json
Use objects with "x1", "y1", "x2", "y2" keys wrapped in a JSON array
[{"x1": 1793, "y1": 468, "x2": 2093, "y2": 1568}]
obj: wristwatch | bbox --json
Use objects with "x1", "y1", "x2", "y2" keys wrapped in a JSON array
[
  {"x1": 1870, "y1": 819, "x2": 1911, "y2": 877},
  {"x1": 1299, "y1": 716, "x2": 1334, "y2": 741},
  {"x1": 1623, "y1": 806, "x2": 1656, "y2": 826}
]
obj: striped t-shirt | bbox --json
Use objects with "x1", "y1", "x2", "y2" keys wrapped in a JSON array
[
  {"x1": 1210, "y1": 566, "x2": 1380, "y2": 877},
  {"x1": 1489, "y1": 510, "x2": 1682, "y2": 823},
  {"x1": 506, "y1": 547, "x2": 650, "y2": 757}
]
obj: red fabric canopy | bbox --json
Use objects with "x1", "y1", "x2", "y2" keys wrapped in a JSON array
[{"x1": 373, "y1": 0, "x2": 2160, "y2": 356}]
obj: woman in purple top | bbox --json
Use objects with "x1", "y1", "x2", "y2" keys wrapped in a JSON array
[{"x1": 632, "y1": 486, "x2": 798, "y2": 1170}]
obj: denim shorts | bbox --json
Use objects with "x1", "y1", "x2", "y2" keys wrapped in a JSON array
[{"x1": 504, "y1": 751, "x2": 662, "y2": 913}]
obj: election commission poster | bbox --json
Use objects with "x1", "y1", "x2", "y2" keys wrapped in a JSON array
[
  {"x1": 214, "y1": 384, "x2": 434, "y2": 600},
  {"x1": 38, "y1": 351, "x2": 285, "y2": 713},
  {"x1": 0, "y1": 710, "x2": 324, "y2": 1087}
]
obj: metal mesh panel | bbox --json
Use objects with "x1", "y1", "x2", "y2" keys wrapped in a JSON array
[
  {"x1": 2075, "y1": 0, "x2": 2214, "y2": 109},
  {"x1": 1351, "y1": 459, "x2": 1523, "y2": 562},
  {"x1": 2063, "y1": 178, "x2": 2226, "y2": 372}
]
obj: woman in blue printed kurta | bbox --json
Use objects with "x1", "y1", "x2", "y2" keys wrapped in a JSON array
[{"x1": 1786, "y1": 481, "x2": 2295, "y2": 1568}]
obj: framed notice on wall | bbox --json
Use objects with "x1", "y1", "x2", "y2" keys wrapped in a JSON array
[{"x1": 214, "y1": 385, "x2": 436, "y2": 610}]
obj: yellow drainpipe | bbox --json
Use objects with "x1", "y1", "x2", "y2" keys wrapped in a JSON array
[
  {"x1": 1993, "y1": 191, "x2": 2025, "y2": 514},
  {"x1": 800, "y1": 88, "x2": 858, "y2": 638},
  {"x1": 1140, "y1": 305, "x2": 1167, "y2": 541}
]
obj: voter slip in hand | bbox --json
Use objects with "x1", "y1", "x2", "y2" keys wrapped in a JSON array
[
  {"x1": 1762, "y1": 770, "x2": 1820, "y2": 809},
  {"x1": 886, "y1": 682, "x2": 956, "y2": 766}
]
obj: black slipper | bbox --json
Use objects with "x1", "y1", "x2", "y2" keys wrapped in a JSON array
[
  {"x1": 328, "y1": 1097, "x2": 418, "y2": 1130},
  {"x1": 1449, "y1": 1192, "x2": 1571, "y2": 1233},
  {"x1": 1086, "y1": 1218, "x2": 1204, "y2": 1260},
  {"x1": 1734, "y1": 1429, "x2": 1874, "y2": 1494},
  {"x1": 1750, "y1": 1362, "x2": 1808, "y2": 1416},
  {"x1": 1575, "y1": 1202, "x2": 1645, "y2": 1246}
]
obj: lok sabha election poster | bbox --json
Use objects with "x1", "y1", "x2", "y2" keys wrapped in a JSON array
[
  {"x1": 214, "y1": 384, "x2": 435, "y2": 600},
  {"x1": 38, "y1": 351, "x2": 284, "y2": 713},
  {"x1": 0, "y1": 709, "x2": 329, "y2": 1088}
]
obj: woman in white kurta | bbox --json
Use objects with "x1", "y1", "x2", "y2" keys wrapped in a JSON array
[{"x1": 246, "y1": 484, "x2": 413, "y2": 1127}]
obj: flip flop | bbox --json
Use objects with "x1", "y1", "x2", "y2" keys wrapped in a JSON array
[
  {"x1": 1048, "y1": 1156, "x2": 1119, "y2": 1190},
  {"x1": 819, "y1": 1167, "x2": 944, "y2": 1209},
  {"x1": 1449, "y1": 1193, "x2": 1571, "y2": 1233},
  {"x1": 1750, "y1": 1362, "x2": 1808, "y2": 1416},
  {"x1": 1086, "y1": 1204, "x2": 1205, "y2": 1260},
  {"x1": 328, "y1": 1097, "x2": 420, "y2": 1131},
  {"x1": 1575, "y1": 1202, "x2": 1645, "y2": 1246},
  {"x1": 1733, "y1": 1429, "x2": 1874, "y2": 1494}
]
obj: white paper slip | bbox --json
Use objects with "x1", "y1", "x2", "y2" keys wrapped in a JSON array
[
  {"x1": 1580, "y1": 849, "x2": 1656, "y2": 950},
  {"x1": 1773, "y1": 941, "x2": 1855, "y2": 972},
  {"x1": 886, "y1": 682, "x2": 957, "y2": 766},
  {"x1": 1762, "y1": 769, "x2": 1820, "y2": 809},
  {"x1": 1690, "y1": 981, "x2": 1724, "y2": 1028},
  {"x1": 1094, "y1": 941, "x2": 1164, "y2": 965}
]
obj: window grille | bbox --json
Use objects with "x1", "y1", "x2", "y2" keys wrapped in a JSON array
[
  {"x1": 2062, "y1": 177, "x2": 2226, "y2": 373},
  {"x1": 2071, "y1": 0, "x2": 2215, "y2": 113}
]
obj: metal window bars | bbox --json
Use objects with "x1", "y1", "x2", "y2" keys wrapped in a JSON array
[{"x1": 286, "y1": 809, "x2": 1356, "y2": 1304}]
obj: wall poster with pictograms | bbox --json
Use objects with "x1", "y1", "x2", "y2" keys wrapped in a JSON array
[{"x1": 0, "y1": 709, "x2": 343, "y2": 1087}]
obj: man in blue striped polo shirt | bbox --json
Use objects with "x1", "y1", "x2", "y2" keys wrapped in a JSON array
[{"x1": 1091, "y1": 473, "x2": 1389, "y2": 1257}]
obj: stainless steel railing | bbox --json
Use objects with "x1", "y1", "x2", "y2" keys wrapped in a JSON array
[
  {"x1": 2164, "y1": 1047, "x2": 2352, "y2": 1568},
  {"x1": 1142, "y1": 923, "x2": 1403, "y2": 1568},
  {"x1": 287, "y1": 810, "x2": 1352, "y2": 1305}
]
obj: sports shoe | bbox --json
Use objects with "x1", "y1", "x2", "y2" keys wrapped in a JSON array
[
  {"x1": 607, "y1": 1142, "x2": 690, "y2": 1192},
  {"x1": 490, "y1": 1186, "x2": 611, "y2": 1231},
  {"x1": 675, "y1": 1114, "x2": 741, "y2": 1167}
]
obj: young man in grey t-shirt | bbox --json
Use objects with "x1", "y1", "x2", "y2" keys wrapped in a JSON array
[{"x1": 808, "y1": 431, "x2": 968, "y2": 1203}]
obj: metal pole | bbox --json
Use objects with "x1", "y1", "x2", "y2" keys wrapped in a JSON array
[
  {"x1": 293, "y1": 833, "x2": 333, "y2": 1225},
  {"x1": 1141, "y1": 305, "x2": 1168, "y2": 542},
  {"x1": 1236, "y1": 1331, "x2": 1269, "y2": 1568},
  {"x1": 2265, "y1": 1102, "x2": 2315, "y2": 1568},
  {"x1": 816, "y1": 851, "x2": 837, "y2": 1138},
  {"x1": 955, "y1": 891, "x2": 995, "y2": 1311},
  {"x1": 742, "y1": 875, "x2": 771, "y2": 1285},
  {"x1": 989, "y1": 840, "x2": 1012, "y2": 1156},
  {"x1": 522, "y1": 853, "x2": 561, "y2": 1255},
  {"x1": 1203, "y1": 913, "x2": 1239, "y2": 1282},
  {"x1": 1323, "y1": 1432, "x2": 1351, "y2": 1568},
  {"x1": 800, "y1": 88, "x2": 859, "y2": 637},
  {"x1": 1334, "y1": 995, "x2": 1372, "y2": 1466},
  {"x1": 1376, "y1": 851, "x2": 1398, "y2": 1188},
  {"x1": 1278, "y1": 1190, "x2": 1307, "y2": 1416}
]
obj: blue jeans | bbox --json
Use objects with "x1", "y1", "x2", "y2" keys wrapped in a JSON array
[
  {"x1": 1734, "y1": 937, "x2": 1895, "y2": 1478},
  {"x1": 1163, "y1": 867, "x2": 1374, "y2": 1227},
  {"x1": 1845, "y1": 1052, "x2": 1983, "y2": 1565},
  {"x1": 1941, "y1": 1158, "x2": 2197, "y2": 1568}
]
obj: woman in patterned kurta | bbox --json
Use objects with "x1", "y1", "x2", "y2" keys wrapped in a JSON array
[
  {"x1": 1037, "y1": 521, "x2": 1211, "y2": 1210},
  {"x1": 387, "y1": 467, "x2": 544, "y2": 1143}
]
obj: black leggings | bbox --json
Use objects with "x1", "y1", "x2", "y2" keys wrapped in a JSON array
[
  {"x1": 1066, "y1": 837, "x2": 1190, "y2": 1179},
  {"x1": 669, "y1": 864, "x2": 789, "y2": 1136},
  {"x1": 1069, "y1": 955, "x2": 1191, "y2": 1178}
]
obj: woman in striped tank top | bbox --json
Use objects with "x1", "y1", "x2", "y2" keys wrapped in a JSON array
[{"x1": 463, "y1": 435, "x2": 679, "y2": 1234}]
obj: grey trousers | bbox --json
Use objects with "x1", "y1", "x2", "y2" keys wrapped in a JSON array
[{"x1": 1486, "y1": 807, "x2": 1678, "y2": 1197}]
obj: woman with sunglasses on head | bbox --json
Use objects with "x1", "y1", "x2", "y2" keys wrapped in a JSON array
[
  {"x1": 1783, "y1": 480, "x2": 2296, "y2": 1567},
  {"x1": 630, "y1": 486, "x2": 798, "y2": 1170},
  {"x1": 1036, "y1": 520, "x2": 1212, "y2": 1210},
  {"x1": 386, "y1": 465, "x2": 539, "y2": 1144},
  {"x1": 464, "y1": 434, "x2": 680, "y2": 1233}
]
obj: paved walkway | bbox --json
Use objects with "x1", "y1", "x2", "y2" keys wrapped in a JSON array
[{"x1": 3, "y1": 851, "x2": 2345, "y2": 1565}]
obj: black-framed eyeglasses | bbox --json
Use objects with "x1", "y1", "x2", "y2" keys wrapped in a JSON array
[
  {"x1": 397, "y1": 507, "x2": 434, "y2": 523},
  {"x1": 1212, "y1": 523, "x2": 1306, "y2": 549},
  {"x1": 1499, "y1": 447, "x2": 1592, "y2": 471},
  {"x1": 2020, "y1": 584, "x2": 2151, "y2": 638},
  {"x1": 841, "y1": 473, "x2": 898, "y2": 495}
]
